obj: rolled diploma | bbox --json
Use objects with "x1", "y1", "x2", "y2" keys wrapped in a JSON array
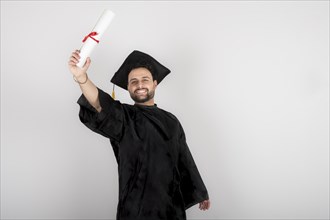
[{"x1": 77, "y1": 9, "x2": 115, "y2": 68}]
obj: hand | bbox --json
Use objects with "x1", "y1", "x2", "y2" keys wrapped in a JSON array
[
  {"x1": 199, "y1": 199, "x2": 210, "y2": 211},
  {"x1": 68, "y1": 49, "x2": 91, "y2": 79}
]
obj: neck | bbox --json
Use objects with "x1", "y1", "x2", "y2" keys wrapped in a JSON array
[{"x1": 135, "y1": 98, "x2": 155, "y2": 106}]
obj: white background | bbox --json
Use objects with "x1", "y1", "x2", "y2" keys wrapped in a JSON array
[{"x1": 1, "y1": 1, "x2": 329, "y2": 219}]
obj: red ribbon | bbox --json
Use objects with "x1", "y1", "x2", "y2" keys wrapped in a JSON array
[{"x1": 82, "y1": 31, "x2": 99, "y2": 43}]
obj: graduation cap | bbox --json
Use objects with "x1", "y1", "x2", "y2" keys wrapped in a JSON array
[{"x1": 110, "y1": 50, "x2": 171, "y2": 92}]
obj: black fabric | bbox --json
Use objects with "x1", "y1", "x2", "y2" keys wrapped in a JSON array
[{"x1": 77, "y1": 88, "x2": 209, "y2": 220}]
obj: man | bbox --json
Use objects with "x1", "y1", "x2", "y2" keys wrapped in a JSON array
[{"x1": 68, "y1": 49, "x2": 210, "y2": 220}]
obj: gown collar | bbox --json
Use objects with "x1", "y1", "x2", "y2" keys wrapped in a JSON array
[{"x1": 134, "y1": 103, "x2": 158, "y2": 108}]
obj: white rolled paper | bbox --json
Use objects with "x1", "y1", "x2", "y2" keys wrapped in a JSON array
[{"x1": 77, "y1": 9, "x2": 115, "y2": 68}]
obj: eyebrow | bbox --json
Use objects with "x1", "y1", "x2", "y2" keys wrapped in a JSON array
[{"x1": 129, "y1": 76, "x2": 151, "y2": 83}]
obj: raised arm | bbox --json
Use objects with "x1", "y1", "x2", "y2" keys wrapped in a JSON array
[{"x1": 68, "y1": 50, "x2": 102, "y2": 112}]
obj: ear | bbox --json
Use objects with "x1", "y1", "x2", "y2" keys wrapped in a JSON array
[{"x1": 153, "y1": 80, "x2": 158, "y2": 88}]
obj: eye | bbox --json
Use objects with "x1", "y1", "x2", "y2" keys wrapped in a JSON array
[{"x1": 130, "y1": 80, "x2": 138, "y2": 85}]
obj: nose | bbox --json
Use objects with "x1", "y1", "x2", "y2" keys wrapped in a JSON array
[{"x1": 137, "y1": 82, "x2": 143, "y2": 89}]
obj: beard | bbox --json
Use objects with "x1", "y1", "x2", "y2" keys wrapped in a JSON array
[{"x1": 129, "y1": 88, "x2": 155, "y2": 103}]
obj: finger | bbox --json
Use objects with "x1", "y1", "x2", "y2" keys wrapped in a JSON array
[
  {"x1": 204, "y1": 201, "x2": 208, "y2": 210},
  {"x1": 72, "y1": 52, "x2": 80, "y2": 60},
  {"x1": 69, "y1": 55, "x2": 81, "y2": 64},
  {"x1": 70, "y1": 53, "x2": 80, "y2": 62},
  {"x1": 69, "y1": 56, "x2": 79, "y2": 64},
  {"x1": 68, "y1": 60, "x2": 78, "y2": 66},
  {"x1": 83, "y1": 57, "x2": 91, "y2": 69},
  {"x1": 74, "y1": 49, "x2": 80, "y2": 55},
  {"x1": 206, "y1": 201, "x2": 210, "y2": 210},
  {"x1": 199, "y1": 203, "x2": 203, "y2": 210},
  {"x1": 203, "y1": 202, "x2": 207, "y2": 210}
]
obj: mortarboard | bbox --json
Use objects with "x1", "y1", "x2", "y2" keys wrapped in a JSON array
[{"x1": 110, "y1": 50, "x2": 171, "y2": 91}]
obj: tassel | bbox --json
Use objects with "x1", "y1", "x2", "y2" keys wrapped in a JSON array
[{"x1": 111, "y1": 84, "x2": 116, "y2": 99}]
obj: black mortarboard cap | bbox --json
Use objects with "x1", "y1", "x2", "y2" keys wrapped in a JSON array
[{"x1": 110, "y1": 50, "x2": 171, "y2": 90}]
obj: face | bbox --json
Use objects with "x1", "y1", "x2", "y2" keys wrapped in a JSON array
[{"x1": 127, "y1": 67, "x2": 157, "y2": 105}]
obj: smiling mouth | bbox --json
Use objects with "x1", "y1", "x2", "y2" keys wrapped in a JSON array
[{"x1": 135, "y1": 89, "x2": 148, "y2": 95}]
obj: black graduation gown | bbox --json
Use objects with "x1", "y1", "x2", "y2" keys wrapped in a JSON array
[{"x1": 77, "y1": 88, "x2": 209, "y2": 220}]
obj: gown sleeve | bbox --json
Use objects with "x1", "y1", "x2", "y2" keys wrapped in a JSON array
[
  {"x1": 77, "y1": 87, "x2": 124, "y2": 142},
  {"x1": 178, "y1": 124, "x2": 209, "y2": 210}
]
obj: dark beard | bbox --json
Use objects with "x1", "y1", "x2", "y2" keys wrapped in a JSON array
[{"x1": 130, "y1": 89, "x2": 155, "y2": 103}]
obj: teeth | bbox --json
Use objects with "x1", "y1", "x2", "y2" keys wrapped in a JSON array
[{"x1": 136, "y1": 89, "x2": 147, "y2": 94}]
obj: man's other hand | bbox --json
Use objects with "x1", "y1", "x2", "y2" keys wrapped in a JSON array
[{"x1": 199, "y1": 199, "x2": 210, "y2": 211}]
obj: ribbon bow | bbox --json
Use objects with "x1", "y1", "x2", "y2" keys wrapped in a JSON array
[{"x1": 82, "y1": 31, "x2": 99, "y2": 43}]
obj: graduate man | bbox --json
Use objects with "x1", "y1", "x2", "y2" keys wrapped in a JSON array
[{"x1": 68, "y1": 49, "x2": 210, "y2": 220}]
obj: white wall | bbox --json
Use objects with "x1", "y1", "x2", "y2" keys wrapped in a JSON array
[{"x1": 1, "y1": 1, "x2": 329, "y2": 219}]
